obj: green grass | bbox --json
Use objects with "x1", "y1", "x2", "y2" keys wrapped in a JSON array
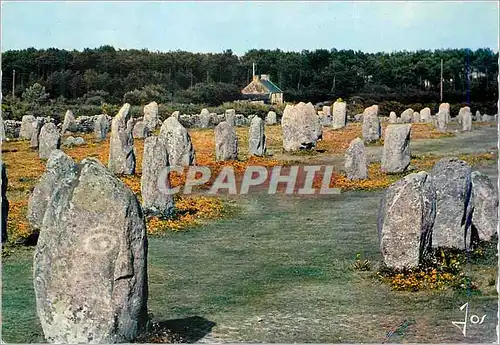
[{"x1": 2, "y1": 191, "x2": 497, "y2": 343}]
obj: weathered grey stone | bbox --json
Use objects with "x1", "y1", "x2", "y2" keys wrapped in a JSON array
[
  {"x1": 354, "y1": 114, "x2": 363, "y2": 123},
  {"x1": 30, "y1": 119, "x2": 43, "y2": 149},
  {"x1": 210, "y1": 113, "x2": 222, "y2": 126},
  {"x1": 159, "y1": 117, "x2": 196, "y2": 166},
  {"x1": 388, "y1": 112, "x2": 397, "y2": 124},
  {"x1": 332, "y1": 101, "x2": 347, "y2": 129},
  {"x1": 20, "y1": 115, "x2": 36, "y2": 139},
  {"x1": 471, "y1": 171, "x2": 498, "y2": 241},
  {"x1": 235, "y1": 114, "x2": 247, "y2": 127},
  {"x1": 0, "y1": 117, "x2": 6, "y2": 142},
  {"x1": 33, "y1": 157, "x2": 148, "y2": 343},
  {"x1": 361, "y1": 105, "x2": 381, "y2": 143},
  {"x1": 281, "y1": 102, "x2": 321, "y2": 151},
  {"x1": 215, "y1": 121, "x2": 238, "y2": 161},
  {"x1": 93, "y1": 114, "x2": 110, "y2": 142},
  {"x1": 412, "y1": 111, "x2": 421, "y2": 123},
  {"x1": 265, "y1": 111, "x2": 277, "y2": 125},
  {"x1": 225, "y1": 109, "x2": 236, "y2": 126},
  {"x1": 132, "y1": 120, "x2": 151, "y2": 139},
  {"x1": 430, "y1": 157, "x2": 473, "y2": 249},
  {"x1": 108, "y1": 104, "x2": 136, "y2": 175},
  {"x1": 249, "y1": 116, "x2": 266, "y2": 156},
  {"x1": 141, "y1": 136, "x2": 174, "y2": 218},
  {"x1": 61, "y1": 110, "x2": 77, "y2": 134},
  {"x1": 439, "y1": 103, "x2": 451, "y2": 123},
  {"x1": 74, "y1": 115, "x2": 96, "y2": 133},
  {"x1": 420, "y1": 108, "x2": 431, "y2": 123},
  {"x1": 200, "y1": 108, "x2": 211, "y2": 128},
  {"x1": 1, "y1": 161, "x2": 8, "y2": 243},
  {"x1": 400, "y1": 108, "x2": 414, "y2": 123},
  {"x1": 344, "y1": 138, "x2": 368, "y2": 180},
  {"x1": 378, "y1": 171, "x2": 436, "y2": 269},
  {"x1": 38, "y1": 123, "x2": 61, "y2": 159},
  {"x1": 461, "y1": 107, "x2": 472, "y2": 131},
  {"x1": 436, "y1": 111, "x2": 448, "y2": 132},
  {"x1": 63, "y1": 136, "x2": 86, "y2": 147},
  {"x1": 381, "y1": 124, "x2": 411, "y2": 173},
  {"x1": 143, "y1": 101, "x2": 159, "y2": 132}
]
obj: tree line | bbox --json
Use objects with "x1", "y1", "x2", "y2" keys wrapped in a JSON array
[{"x1": 1, "y1": 46, "x2": 498, "y2": 107}]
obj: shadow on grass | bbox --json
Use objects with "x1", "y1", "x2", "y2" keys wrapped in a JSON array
[{"x1": 141, "y1": 316, "x2": 216, "y2": 343}]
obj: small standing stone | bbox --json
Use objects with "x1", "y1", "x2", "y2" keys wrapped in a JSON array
[
  {"x1": 331, "y1": 101, "x2": 347, "y2": 130},
  {"x1": 132, "y1": 120, "x2": 151, "y2": 139},
  {"x1": 321, "y1": 105, "x2": 332, "y2": 126},
  {"x1": 400, "y1": 108, "x2": 414, "y2": 123},
  {"x1": 265, "y1": 111, "x2": 277, "y2": 125},
  {"x1": 20, "y1": 115, "x2": 36, "y2": 139},
  {"x1": 249, "y1": 116, "x2": 266, "y2": 156},
  {"x1": 461, "y1": 107, "x2": 472, "y2": 131},
  {"x1": 200, "y1": 108, "x2": 211, "y2": 128},
  {"x1": 344, "y1": 138, "x2": 368, "y2": 180},
  {"x1": 420, "y1": 108, "x2": 431, "y2": 123},
  {"x1": 281, "y1": 102, "x2": 321, "y2": 151},
  {"x1": 361, "y1": 105, "x2": 381, "y2": 143},
  {"x1": 436, "y1": 111, "x2": 448, "y2": 132},
  {"x1": 108, "y1": 104, "x2": 136, "y2": 175},
  {"x1": 38, "y1": 123, "x2": 61, "y2": 159},
  {"x1": 225, "y1": 109, "x2": 236, "y2": 126},
  {"x1": 61, "y1": 110, "x2": 77, "y2": 134},
  {"x1": 215, "y1": 121, "x2": 238, "y2": 161},
  {"x1": 30, "y1": 119, "x2": 43, "y2": 149},
  {"x1": 159, "y1": 117, "x2": 196, "y2": 166},
  {"x1": 412, "y1": 111, "x2": 421, "y2": 123},
  {"x1": 470, "y1": 171, "x2": 498, "y2": 241},
  {"x1": 93, "y1": 114, "x2": 110, "y2": 142},
  {"x1": 381, "y1": 124, "x2": 411, "y2": 173},
  {"x1": 143, "y1": 101, "x2": 159, "y2": 132},
  {"x1": 141, "y1": 136, "x2": 175, "y2": 218},
  {"x1": 388, "y1": 112, "x2": 397, "y2": 124}
]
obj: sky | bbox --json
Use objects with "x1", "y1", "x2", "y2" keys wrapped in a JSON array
[{"x1": 1, "y1": 1, "x2": 499, "y2": 54}]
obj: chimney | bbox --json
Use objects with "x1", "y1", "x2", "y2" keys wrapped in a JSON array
[{"x1": 260, "y1": 74, "x2": 269, "y2": 81}]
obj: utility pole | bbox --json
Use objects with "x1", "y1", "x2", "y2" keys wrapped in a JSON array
[
  {"x1": 252, "y1": 62, "x2": 256, "y2": 77},
  {"x1": 440, "y1": 59, "x2": 443, "y2": 102},
  {"x1": 12, "y1": 69, "x2": 16, "y2": 97}
]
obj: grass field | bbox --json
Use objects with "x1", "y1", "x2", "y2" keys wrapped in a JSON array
[{"x1": 1, "y1": 121, "x2": 498, "y2": 343}]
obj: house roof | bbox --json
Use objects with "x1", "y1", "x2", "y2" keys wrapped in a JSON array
[{"x1": 260, "y1": 79, "x2": 283, "y2": 93}]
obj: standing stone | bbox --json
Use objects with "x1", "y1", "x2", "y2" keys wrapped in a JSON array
[
  {"x1": 215, "y1": 121, "x2": 238, "y2": 161},
  {"x1": 108, "y1": 104, "x2": 136, "y2": 175},
  {"x1": 141, "y1": 136, "x2": 174, "y2": 218},
  {"x1": 159, "y1": 117, "x2": 196, "y2": 166},
  {"x1": 265, "y1": 111, "x2": 277, "y2": 125},
  {"x1": 470, "y1": 171, "x2": 498, "y2": 241},
  {"x1": 225, "y1": 109, "x2": 236, "y2": 127},
  {"x1": 430, "y1": 158, "x2": 473, "y2": 249},
  {"x1": 0, "y1": 116, "x2": 5, "y2": 142},
  {"x1": 461, "y1": 107, "x2": 472, "y2": 131},
  {"x1": 420, "y1": 108, "x2": 431, "y2": 123},
  {"x1": 200, "y1": 108, "x2": 211, "y2": 128},
  {"x1": 381, "y1": 124, "x2": 411, "y2": 174},
  {"x1": 38, "y1": 123, "x2": 61, "y2": 159},
  {"x1": 281, "y1": 102, "x2": 321, "y2": 151},
  {"x1": 235, "y1": 114, "x2": 247, "y2": 127},
  {"x1": 33, "y1": 157, "x2": 148, "y2": 344},
  {"x1": 20, "y1": 115, "x2": 36, "y2": 139},
  {"x1": 321, "y1": 106, "x2": 332, "y2": 126},
  {"x1": 388, "y1": 112, "x2": 397, "y2": 124},
  {"x1": 332, "y1": 101, "x2": 347, "y2": 129},
  {"x1": 61, "y1": 110, "x2": 77, "y2": 134},
  {"x1": 143, "y1": 101, "x2": 159, "y2": 132},
  {"x1": 249, "y1": 116, "x2": 266, "y2": 156},
  {"x1": 436, "y1": 111, "x2": 448, "y2": 131},
  {"x1": 132, "y1": 120, "x2": 151, "y2": 139},
  {"x1": 412, "y1": 111, "x2": 421, "y2": 123},
  {"x1": 439, "y1": 103, "x2": 451, "y2": 123},
  {"x1": 1, "y1": 162, "x2": 8, "y2": 243},
  {"x1": 361, "y1": 105, "x2": 381, "y2": 143},
  {"x1": 400, "y1": 108, "x2": 414, "y2": 123},
  {"x1": 93, "y1": 114, "x2": 110, "y2": 142},
  {"x1": 354, "y1": 114, "x2": 363, "y2": 123},
  {"x1": 378, "y1": 171, "x2": 436, "y2": 269},
  {"x1": 30, "y1": 119, "x2": 43, "y2": 149},
  {"x1": 171, "y1": 111, "x2": 180, "y2": 120},
  {"x1": 344, "y1": 138, "x2": 368, "y2": 180}
]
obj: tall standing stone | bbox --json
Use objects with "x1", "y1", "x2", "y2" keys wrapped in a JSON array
[
  {"x1": 38, "y1": 123, "x2": 61, "y2": 159},
  {"x1": 381, "y1": 124, "x2": 411, "y2": 173},
  {"x1": 412, "y1": 111, "x2": 421, "y2": 123},
  {"x1": 20, "y1": 115, "x2": 36, "y2": 139},
  {"x1": 141, "y1": 136, "x2": 174, "y2": 218},
  {"x1": 33, "y1": 157, "x2": 148, "y2": 343},
  {"x1": 332, "y1": 101, "x2": 347, "y2": 129},
  {"x1": 470, "y1": 171, "x2": 498, "y2": 241},
  {"x1": 93, "y1": 114, "x2": 110, "y2": 142},
  {"x1": 378, "y1": 171, "x2": 436, "y2": 269},
  {"x1": 321, "y1": 105, "x2": 332, "y2": 126},
  {"x1": 215, "y1": 121, "x2": 238, "y2": 161},
  {"x1": 436, "y1": 111, "x2": 448, "y2": 131},
  {"x1": 461, "y1": 107, "x2": 472, "y2": 131},
  {"x1": 430, "y1": 158, "x2": 473, "y2": 249},
  {"x1": 420, "y1": 108, "x2": 431, "y2": 123},
  {"x1": 61, "y1": 110, "x2": 77, "y2": 134},
  {"x1": 159, "y1": 117, "x2": 196, "y2": 166},
  {"x1": 108, "y1": 104, "x2": 136, "y2": 175},
  {"x1": 200, "y1": 108, "x2": 211, "y2": 128},
  {"x1": 225, "y1": 109, "x2": 236, "y2": 127},
  {"x1": 361, "y1": 105, "x2": 381, "y2": 143},
  {"x1": 439, "y1": 103, "x2": 451, "y2": 123},
  {"x1": 400, "y1": 108, "x2": 414, "y2": 123},
  {"x1": 30, "y1": 119, "x2": 43, "y2": 149},
  {"x1": 344, "y1": 138, "x2": 368, "y2": 180},
  {"x1": 1, "y1": 162, "x2": 8, "y2": 243},
  {"x1": 388, "y1": 112, "x2": 397, "y2": 124},
  {"x1": 249, "y1": 116, "x2": 266, "y2": 156},
  {"x1": 265, "y1": 111, "x2": 277, "y2": 125},
  {"x1": 282, "y1": 102, "x2": 321, "y2": 151},
  {"x1": 143, "y1": 101, "x2": 159, "y2": 132}
]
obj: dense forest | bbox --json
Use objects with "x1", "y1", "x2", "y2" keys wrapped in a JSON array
[{"x1": 1, "y1": 46, "x2": 498, "y2": 113}]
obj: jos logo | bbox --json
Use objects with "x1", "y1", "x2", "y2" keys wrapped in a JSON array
[
  {"x1": 452, "y1": 302, "x2": 487, "y2": 337},
  {"x1": 83, "y1": 227, "x2": 119, "y2": 255}
]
